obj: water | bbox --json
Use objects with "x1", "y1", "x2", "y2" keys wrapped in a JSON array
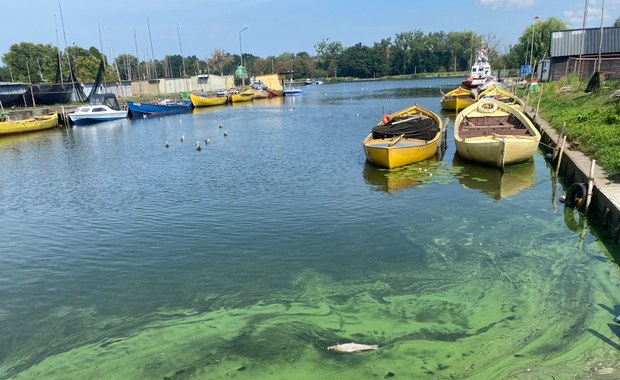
[{"x1": 1, "y1": 79, "x2": 620, "y2": 379}]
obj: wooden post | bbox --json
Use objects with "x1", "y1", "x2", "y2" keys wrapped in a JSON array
[
  {"x1": 585, "y1": 159, "x2": 596, "y2": 214},
  {"x1": 535, "y1": 84, "x2": 543, "y2": 118},
  {"x1": 553, "y1": 122, "x2": 566, "y2": 161},
  {"x1": 555, "y1": 136, "x2": 567, "y2": 178}
]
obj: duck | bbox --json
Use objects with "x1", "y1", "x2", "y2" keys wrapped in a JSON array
[
  {"x1": 180, "y1": 135, "x2": 185, "y2": 143},
  {"x1": 165, "y1": 140, "x2": 170, "y2": 148},
  {"x1": 195, "y1": 141, "x2": 201, "y2": 151},
  {"x1": 224, "y1": 130, "x2": 228, "y2": 137},
  {"x1": 205, "y1": 138, "x2": 211, "y2": 144}
]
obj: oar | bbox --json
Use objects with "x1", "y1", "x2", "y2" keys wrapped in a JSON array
[{"x1": 388, "y1": 134, "x2": 405, "y2": 147}]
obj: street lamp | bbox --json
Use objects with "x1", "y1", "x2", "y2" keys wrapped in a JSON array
[{"x1": 239, "y1": 26, "x2": 248, "y2": 86}]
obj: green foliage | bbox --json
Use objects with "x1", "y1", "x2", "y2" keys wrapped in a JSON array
[
  {"x1": 504, "y1": 17, "x2": 569, "y2": 68},
  {"x1": 536, "y1": 79, "x2": 620, "y2": 178}
]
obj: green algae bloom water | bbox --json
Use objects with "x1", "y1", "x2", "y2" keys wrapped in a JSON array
[{"x1": 1, "y1": 80, "x2": 620, "y2": 379}]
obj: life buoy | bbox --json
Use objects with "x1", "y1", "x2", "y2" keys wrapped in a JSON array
[
  {"x1": 564, "y1": 182, "x2": 587, "y2": 212},
  {"x1": 476, "y1": 100, "x2": 499, "y2": 113}
]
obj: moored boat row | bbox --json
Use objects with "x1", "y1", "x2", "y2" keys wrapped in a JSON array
[{"x1": 366, "y1": 84, "x2": 538, "y2": 170}]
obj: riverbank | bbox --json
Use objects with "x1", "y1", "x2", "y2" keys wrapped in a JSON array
[
  {"x1": 526, "y1": 75, "x2": 620, "y2": 179},
  {"x1": 522, "y1": 76, "x2": 620, "y2": 246}
]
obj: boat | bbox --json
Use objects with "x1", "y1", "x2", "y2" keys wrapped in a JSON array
[
  {"x1": 252, "y1": 88, "x2": 269, "y2": 99},
  {"x1": 268, "y1": 89, "x2": 284, "y2": 98},
  {"x1": 0, "y1": 82, "x2": 28, "y2": 107},
  {"x1": 462, "y1": 48, "x2": 493, "y2": 89},
  {"x1": 477, "y1": 85, "x2": 525, "y2": 111},
  {"x1": 68, "y1": 93, "x2": 128, "y2": 125},
  {"x1": 25, "y1": 82, "x2": 75, "y2": 106},
  {"x1": 440, "y1": 86, "x2": 476, "y2": 111},
  {"x1": 453, "y1": 154, "x2": 535, "y2": 200},
  {"x1": 453, "y1": 98, "x2": 540, "y2": 168},
  {"x1": 304, "y1": 78, "x2": 313, "y2": 85},
  {"x1": 127, "y1": 98, "x2": 192, "y2": 118},
  {"x1": 229, "y1": 89, "x2": 254, "y2": 103},
  {"x1": 363, "y1": 104, "x2": 443, "y2": 169},
  {"x1": 283, "y1": 85, "x2": 303, "y2": 96},
  {"x1": 189, "y1": 93, "x2": 228, "y2": 107},
  {"x1": 0, "y1": 113, "x2": 58, "y2": 136}
]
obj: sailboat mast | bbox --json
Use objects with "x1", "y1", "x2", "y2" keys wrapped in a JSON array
[
  {"x1": 177, "y1": 24, "x2": 188, "y2": 92},
  {"x1": 134, "y1": 27, "x2": 140, "y2": 81},
  {"x1": 99, "y1": 23, "x2": 107, "y2": 93},
  {"x1": 147, "y1": 16, "x2": 156, "y2": 79}
]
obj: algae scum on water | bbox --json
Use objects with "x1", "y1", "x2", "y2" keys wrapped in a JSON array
[{"x1": 4, "y1": 209, "x2": 620, "y2": 380}]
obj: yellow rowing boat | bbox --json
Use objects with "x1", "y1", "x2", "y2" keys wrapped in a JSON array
[
  {"x1": 0, "y1": 113, "x2": 58, "y2": 136},
  {"x1": 363, "y1": 104, "x2": 443, "y2": 169}
]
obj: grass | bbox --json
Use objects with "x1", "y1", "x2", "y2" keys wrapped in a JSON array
[{"x1": 526, "y1": 74, "x2": 620, "y2": 179}]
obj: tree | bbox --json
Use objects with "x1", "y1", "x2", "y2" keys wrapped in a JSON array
[
  {"x1": 614, "y1": 17, "x2": 620, "y2": 27},
  {"x1": 2, "y1": 42, "x2": 57, "y2": 82},
  {"x1": 315, "y1": 38, "x2": 343, "y2": 78},
  {"x1": 339, "y1": 43, "x2": 373, "y2": 78},
  {"x1": 370, "y1": 38, "x2": 393, "y2": 77},
  {"x1": 114, "y1": 54, "x2": 139, "y2": 81},
  {"x1": 207, "y1": 48, "x2": 234, "y2": 76},
  {"x1": 446, "y1": 31, "x2": 476, "y2": 72},
  {"x1": 505, "y1": 17, "x2": 569, "y2": 68}
]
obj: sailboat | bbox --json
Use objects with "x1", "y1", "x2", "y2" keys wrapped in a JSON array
[{"x1": 283, "y1": 61, "x2": 303, "y2": 96}]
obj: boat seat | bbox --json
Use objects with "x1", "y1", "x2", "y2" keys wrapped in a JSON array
[{"x1": 459, "y1": 126, "x2": 531, "y2": 138}]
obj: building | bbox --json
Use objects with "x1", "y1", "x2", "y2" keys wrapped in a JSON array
[{"x1": 548, "y1": 26, "x2": 620, "y2": 82}]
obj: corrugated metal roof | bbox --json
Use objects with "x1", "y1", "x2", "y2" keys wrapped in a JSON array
[{"x1": 550, "y1": 27, "x2": 620, "y2": 57}]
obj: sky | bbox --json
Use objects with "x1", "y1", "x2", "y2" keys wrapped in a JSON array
[{"x1": 1, "y1": 0, "x2": 619, "y2": 64}]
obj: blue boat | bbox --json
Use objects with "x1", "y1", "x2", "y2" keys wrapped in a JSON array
[{"x1": 127, "y1": 99, "x2": 192, "y2": 118}]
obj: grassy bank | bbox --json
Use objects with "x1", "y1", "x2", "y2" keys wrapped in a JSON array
[{"x1": 528, "y1": 75, "x2": 620, "y2": 179}]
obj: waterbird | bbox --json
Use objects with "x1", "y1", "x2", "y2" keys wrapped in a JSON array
[
  {"x1": 195, "y1": 141, "x2": 201, "y2": 151},
  {"x1": 218, "y1": 123, "x2": 223, "y2": 129},
  {"x1": 205, "y1": 138, "x2": 211, "y2": 144},
  {"x1": 224, "y1": 130, "x2": 228, "y2": 137},
  {"x1": 142, "y1": 114, "x2": 147, "y2": 119},
  {"x1": 165, "y1": 140, "x2": 170, "y2": 148},
  {"x1": 180, "y1": 135, "x2": 185, "y2": 143}
]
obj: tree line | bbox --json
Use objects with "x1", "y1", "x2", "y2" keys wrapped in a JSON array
[{"x1": 0, "y1": 17, "x2": 569, "y2": 86}]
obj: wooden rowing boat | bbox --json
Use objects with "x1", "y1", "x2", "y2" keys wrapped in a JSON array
[
  {"x1": 440, "y1": 86, "x2": 475, "y2": 111},
  {"x1": 363, "y1": 104, "x2": 443, "y2": 169},
  {"x1": 454, "y1": 98, "x2": 540, "y2": 169},
  {"x1": 189, "y1": 93, "x2": 228, "y2": 107},
  {"x1": 476, "y1": 85, "x2": 525, "y2": 111},
  {"x1": 0, "y1": 113, "x2": 58, "y2": 136},
  {"x1": 230, "y1": 89, "x2": 254, "y2": 103}
]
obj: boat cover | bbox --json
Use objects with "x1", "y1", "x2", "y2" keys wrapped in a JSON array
[{"x1": 372, "y1": 115, "x2": 439, "y2": 140}]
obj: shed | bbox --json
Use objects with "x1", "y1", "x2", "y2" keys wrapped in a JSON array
[{"x1": 548, "y1": 26, "x2": 620, "y2": 81}]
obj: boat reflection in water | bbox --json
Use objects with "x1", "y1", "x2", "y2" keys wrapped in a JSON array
[
  {"x1": 363, "y1": 158, "x2": 443, "y2": 194},
  {"x1": 452, "y1": 154, "x2": 536, "y2": 200}
]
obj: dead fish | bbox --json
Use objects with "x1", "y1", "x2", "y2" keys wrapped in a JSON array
[{"x1": 327, "y1": 342, "x2": 379, "y2": 353}]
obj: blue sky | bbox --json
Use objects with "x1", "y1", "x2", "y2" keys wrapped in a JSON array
[{"x1": 1, "y1": 0, "x2": 619, "y2": 63}]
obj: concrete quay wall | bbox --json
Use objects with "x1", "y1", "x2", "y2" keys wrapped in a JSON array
[{"x1": 529, "y1": 108, "x2": 620, "y2": 241}]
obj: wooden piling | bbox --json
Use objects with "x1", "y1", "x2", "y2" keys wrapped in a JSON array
[
  {"x1": 585, "y1": 159, "x2": 596, "y2": 214},
  {"x1": 555, "y1": 136, "x2": 567, "y2": 178}
]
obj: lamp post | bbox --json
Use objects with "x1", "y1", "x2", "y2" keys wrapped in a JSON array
[{"x1": 239, "y1": 26, "x2": 248, "y2": 86}]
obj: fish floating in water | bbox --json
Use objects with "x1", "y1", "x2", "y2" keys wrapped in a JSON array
[{"x1": 327, "y1": 343, "x2": 379, "y2": 353}]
